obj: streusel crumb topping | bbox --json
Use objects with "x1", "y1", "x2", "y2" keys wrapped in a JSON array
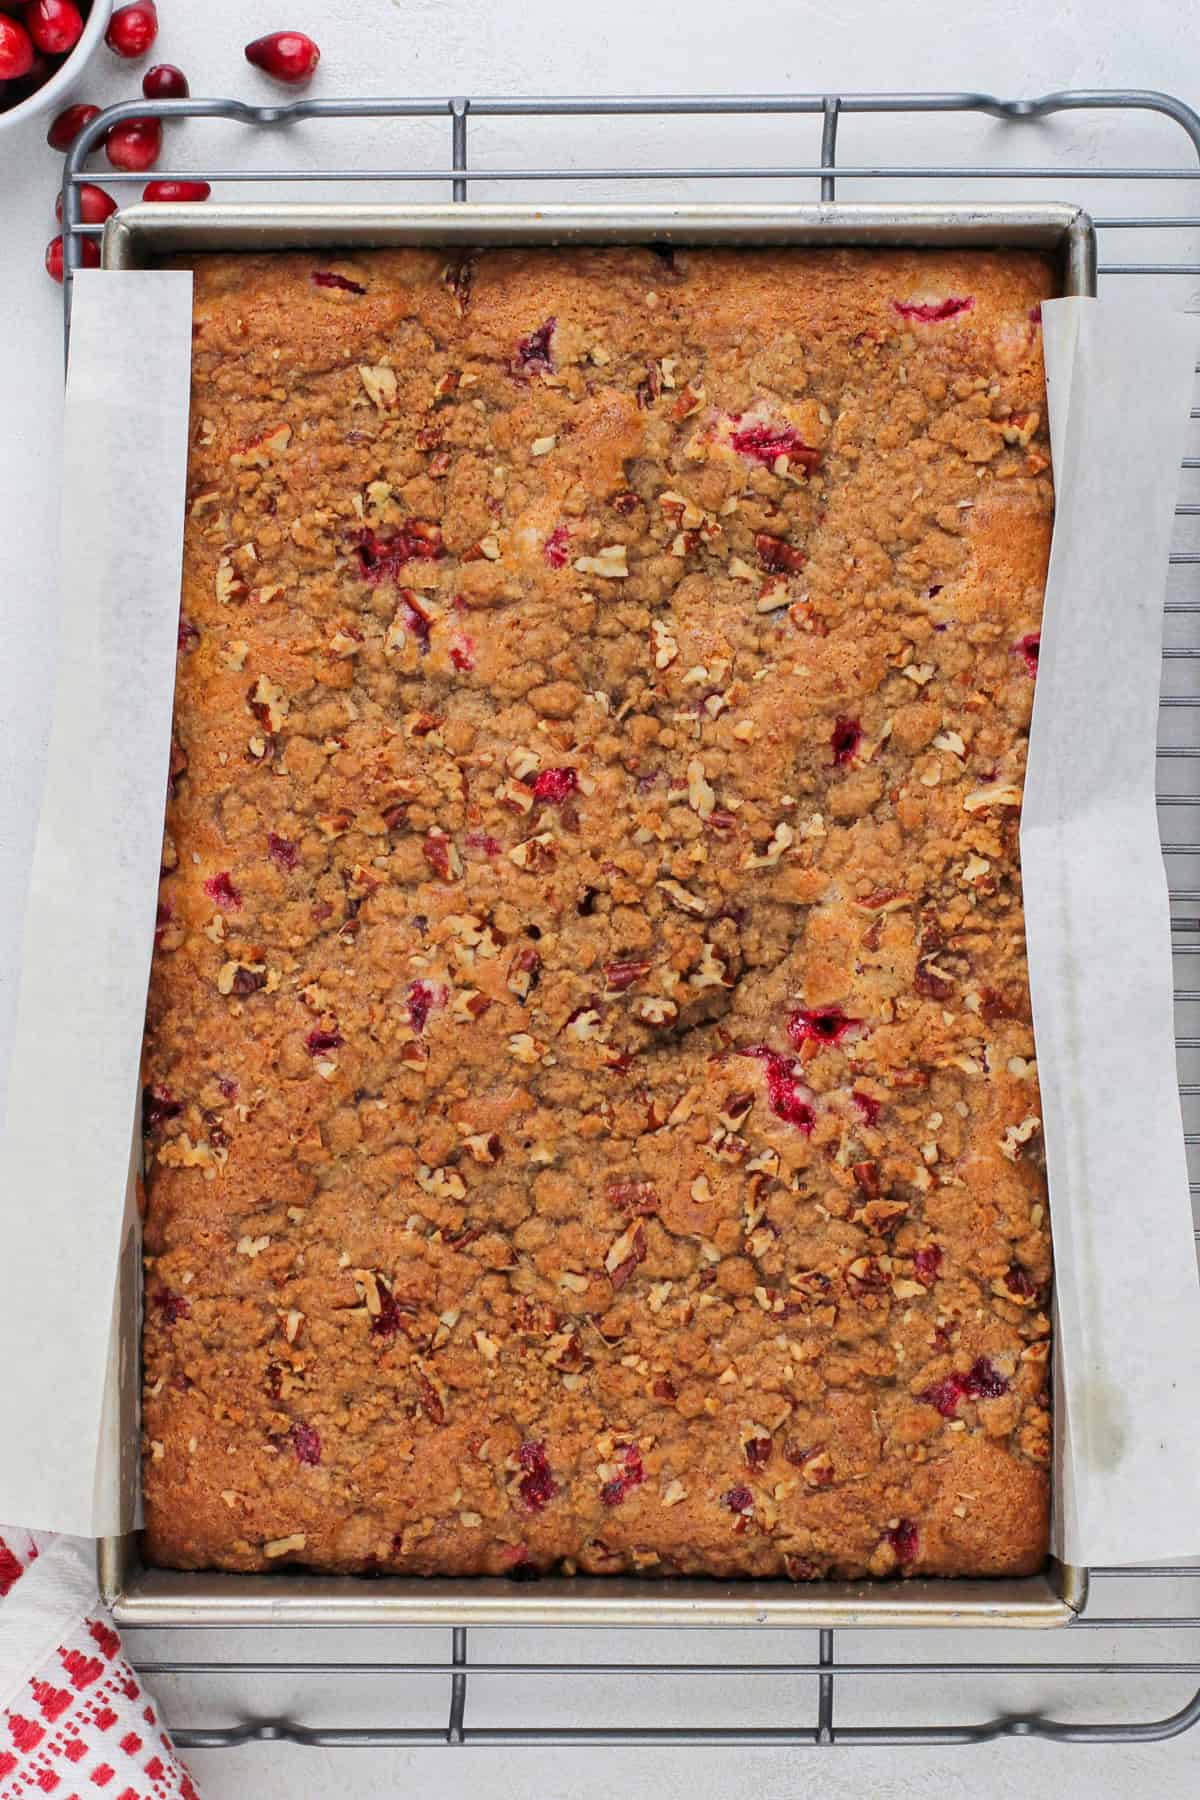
[{"x1": 143, "y1": 247, "x2": 1053, "y2": 1580}]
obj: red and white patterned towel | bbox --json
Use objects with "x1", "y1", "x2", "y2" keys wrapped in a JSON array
[{"x1": 0, "y1": 1528, "x2": 199, "y2": 1799}]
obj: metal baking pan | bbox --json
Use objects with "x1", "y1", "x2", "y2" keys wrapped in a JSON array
[{"x1": 97, "y1": 199, "x2": 1094, "y2": 1630}]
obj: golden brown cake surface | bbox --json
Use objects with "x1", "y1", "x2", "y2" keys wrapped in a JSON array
[{"x1": 142, "y1": 245, "x2": 1053, "y2": 1580}]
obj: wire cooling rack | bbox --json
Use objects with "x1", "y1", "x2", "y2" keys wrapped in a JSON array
[{"x1": 58, "y1": 88, "x2": 1200, "y2": 1753}]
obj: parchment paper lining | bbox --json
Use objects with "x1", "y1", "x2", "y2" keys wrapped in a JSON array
[{"x1": 1, "y1": 274, "x2": 1197, "y2": 1564}]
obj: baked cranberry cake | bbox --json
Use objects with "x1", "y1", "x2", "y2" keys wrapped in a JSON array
[{"x1": 142, "y1": 245, "x2": 1054, "y2": 1579}]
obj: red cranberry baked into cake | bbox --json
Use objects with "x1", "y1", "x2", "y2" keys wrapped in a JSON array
[{"x1": 142, "y1": 246, "x2": 1054, "y2": 1579}]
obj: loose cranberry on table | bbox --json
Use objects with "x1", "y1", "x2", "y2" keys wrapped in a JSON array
[
  {"x1": 0, "y1": 14, "x2": 35, "y2": 81},
  {"x1": 55, "y1": 180, "x2": 116, "y2": 223},
  {"x1": 143, "y1": 179, "x2": 211, "y2": 202},
  {"x1": 47, "y1": 100, "x2": 101, "y2": 149},
  {"x1": 26, "y1": 0, "x2": 84, "y2": 57},
  {"x1": 105, "y1": 114, "x2": 161, "y2": 171},
  {"x1": 244, "y1": 30, "x2": 321, "y2": 85},
  {"x1": 45, "y1": 232, "x2": 100, "y2": 282},
  {"x1": 142, "y1": 61, "x2": 187, "y2": 99},
  {"x1": 104, "y1": 0, "x2": 157, "y2": 59}
]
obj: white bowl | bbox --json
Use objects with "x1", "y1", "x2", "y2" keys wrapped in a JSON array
[{"x1": 0, "y1": 0, "x2": 114, "y2": 139}]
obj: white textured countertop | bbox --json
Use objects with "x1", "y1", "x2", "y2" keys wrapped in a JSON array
[{"x1": 2, "y1": 0, "x2": 1199, "y2": 1794}]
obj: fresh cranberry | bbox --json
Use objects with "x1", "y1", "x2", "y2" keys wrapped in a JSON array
[
  {"x1": 10, "y1": 46, "x2": 52, "y2": 96},
  {"x1": 216, "y1": 1076, "x2": 238, "y2": 1099},
  {"x1": 892, "y1": 296, "x2": 974, "y2": 323},
  {"x1": 600, "y1": 1443, "x2": 645, "y2": 1506},
  {"x1": 152, "y1": 1288, "x2": 189, "y2": 1325},
  {"x1": 912, "y1": 1244, "x2": 942, "y2": 1286},
  {"x1": 230, "y1": 966, "x2": 266, "y2": 996},
  {"x1": 312, "y1": 268, "x2": 365, "y2": 294},
  {"x1": 448, "y1": 632, "x2": 475, "y2": 672},
  {"x1": 543, "y1": 524, "x2": 571, "y2": 568},
  {"x1": 143, "y1": 180, "x2": 212, "y2": 203},
  {"x1": 304, "y1": 1027, "x2": 343, "y2": 1056},
  {"x1": 244, "y1": 30, "x2": 321, "y2": 86},
  {"x1": 831, "y1": 716, "x2": 861, "y2": 765},
  {"x1": 740, "y1": 1047, "x2": 816, "y2": 1131},
  {"x1": 370, "y1": 1281, "x2": 414, "y2": 1341},
  {"x1": 105, "y1": 2, "x2": 158, "y2": 59},
  {"x1": 755, "y1": 531, "x2": 806, "y2": 574},
  {"x1": 397, "y1": 593, "x2": 440, "y2": 653},
  {"x1": 142, "y1": 62, "x2": 188, "y2": 99},
  {"x1": 1005, "y1": 1265, "x2": 1038, "y2": 1299},
  {"x1": 513, "y1": 318, "x2": 556, "y2": 378},
  {"x1": 407, "y1": 979, "x2": 446, "y2": 1034},
  {"x1": 744, "y1": 1437, "x2": 772, "y2": 1470},
  {"x1": 1014, "y1": 632, "x2": 1040, "y2": 677},
  {"x1": 291, "y1": 1423, "x2": 321, "y2": 1466},
  {"x1": 517, "y1": 1440, "x2": 556, "y2": 1512},
  {"x1": 723, "y1": 1485, "x2": 754, "y2": 1514},
  {"x1": 203, "y1": 871, "x2": 241, "y2": 909},
  {"x1": 0, "y1": 15, "x2": 34, "y2": 80},
  {"x1": 26, "y1": 0, "x2": 84, "y2": 57},
  {"x1": 919, "y1": 1357, "x2": 1009, "y2": 1417},
  {"x1": 56, "y1": 184, "x2": 117, "y2": 226},
  {"x1": 852, "y1": 1089, "x2": 882, "y2": 1127},
  {"x1": 44, "y1": 235, "x2": 100, "y2": 282},
  {"x1": 885, "y1": 1519, "x2": 919, "y2": 1564},
  {"x1": 531, "y1": 767, "x2": 578, "y2": 805},
  {"x1": 356, "y1": 524, "x2": 444, "y2": 582},
  {"x1": 464, "y1": 831, "x2": 501, "y2": 857},
  {"x1": 729, "y1": 417, "x2": 820, "y2": 472},
  {"x1": 766, "y1": 1060, "x2": 815, "y2": 1129},
  {"x1": 47, "y1": 102, "x2": 101, "y2": 150},
  {"x1": 267, "y1": 832, "x2": 298, "y2": 870},
  {"x1": 787, "y1": 1007, "x2": 858, "y2": 1048},
  {"x1": 966, "y1": 1356, "x2": 1009, "y2": 1399},
  {"x1": 918, "y1": 1372, "x2": 968, "y2": 1418},
  {"x1": 105, "y1": 118, "x2": 162, "y2": 173},
  {"x1": 1028, "y1": 303, "x2": 1043, "y2": 325},
  {"x1": 142, "y1": 1084, "x2": 181, "y2": 1129}
]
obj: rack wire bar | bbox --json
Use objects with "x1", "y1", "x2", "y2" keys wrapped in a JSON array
[
  {"x1": 64, "y1": 86, "x2": 1200, "y2": 1752},
  {"x1": 125, "y1": 1578, "x2": 1200, "y2": 1750}
]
